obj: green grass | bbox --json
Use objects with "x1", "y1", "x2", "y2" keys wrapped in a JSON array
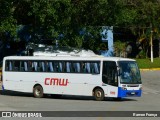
[{"x1": 135, "y1": 58, "x2": 160, "y2": 69}]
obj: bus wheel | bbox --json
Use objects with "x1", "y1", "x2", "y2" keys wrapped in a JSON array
[
  {"x1": 94, "y1": 88, "x2": 104, "y2": 101},
  {"x1": 33, "y1": 85, "x2": 44, "y2": 98}
]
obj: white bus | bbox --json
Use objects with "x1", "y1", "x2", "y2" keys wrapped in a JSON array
[{"x1": 2, "y1": 56, "x2": 142, "y2": 101}]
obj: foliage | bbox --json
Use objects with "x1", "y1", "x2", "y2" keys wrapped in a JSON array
[
  {"x1": 0, "y1": 0, "x2": 160, "y2": 56},
  {"x1": 0, "y1": 0, "x2": 17, "y2": 39},
  {"x1": 114, "y1": 40, "x2": 126, "y2": 57},
  {"x1": 136, "y1": 58, "x2": 160, "y2": 68},
  {"x1": 136, "y1": 50, "x2": 146, "y2": 59}
]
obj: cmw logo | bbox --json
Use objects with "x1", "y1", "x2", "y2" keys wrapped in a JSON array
[{"x1": 45, "y1": 78, "x2": 69, "y2": 86}]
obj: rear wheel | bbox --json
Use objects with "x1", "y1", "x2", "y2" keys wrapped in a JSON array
[
  {"x1": 33, "y1": 85, "x2": 44, "y2": 98},
  {"x1": 94, "y1": 88, "x2": 104, "y2": 101}
]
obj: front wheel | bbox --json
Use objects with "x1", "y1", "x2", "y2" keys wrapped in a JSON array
[
  {"x1": 94, "y1": 88, "x2": 104, "y2": 101},
  {"x1": 33, "y1": 85, "x2": 44, "y2": 98}
]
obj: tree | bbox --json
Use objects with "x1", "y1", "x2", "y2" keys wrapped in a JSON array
[
  {"x1": 113, "y1": 0, "x2": 160, "y2": 58},
  {"x1": 1, "y1": 0, "x2": 160, "y2": 57},
  {"x1": 132, "y1": 0, "x2": 160, "y2": 58},
  {"x1": 0, "y1": 0, "x2": 17, "y2": 40}
]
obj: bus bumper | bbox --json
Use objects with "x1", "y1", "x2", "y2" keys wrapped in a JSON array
[{"x1": 118, "y1": 87, "x2": 142, "y2": 97}]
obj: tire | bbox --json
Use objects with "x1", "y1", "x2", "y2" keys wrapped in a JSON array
[
  {"x1": 94, "y1": 88, "x2": 104, "y2": 101},
  {"x1": 33, "y1": 85, "x2": 44, "y2": 98}
]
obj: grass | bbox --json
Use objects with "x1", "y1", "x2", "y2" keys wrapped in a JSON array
[{"x1": 135, "y1": 58, "x2": 160, "y2": 69}]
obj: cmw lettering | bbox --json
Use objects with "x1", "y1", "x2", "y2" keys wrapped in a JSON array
[{"x1": 45, "y1": 78, "x2": 69, "y2": 86}]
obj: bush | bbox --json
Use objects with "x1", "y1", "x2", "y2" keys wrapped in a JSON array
[
  {"x1": 135, "y1": 58, "x2": 160, "y2": 69},
  {"x1": 136, "y1": 50, "x2": 146, "y2": 59}
]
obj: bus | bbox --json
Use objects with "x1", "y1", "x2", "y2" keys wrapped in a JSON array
[{"x1": 2, "y1": 55, "x2": 142, "y2": 101}]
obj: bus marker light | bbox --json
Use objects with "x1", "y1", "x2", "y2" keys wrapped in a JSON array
[{"x1": 110, "y1": 91, "x2": 115, "y2": 95}]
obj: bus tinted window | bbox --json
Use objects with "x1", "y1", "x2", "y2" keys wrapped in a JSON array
[
  {"x1": 65, "y1": 62, "x2": 72, "y2": 73},
  {"x1": 81, "y1": 62, "x2": 87, "y2": 73},
  {"x1": 73, "y1": 62, "x2": 80, "y2": 73},
  {"x1": 5, "y1": 61, "x2": 13, "y2": 71},
  {"x1": 14, "y1": 61, "x2": 20, "y2": 71},
  {"x1": 5, "y1": 60, "x2": 100, "y2": 74},
  {"x1": 20, "y1": 61, "x2": 28, "y2": 71},
  {"x1": 28, "y1": 61, "x2": 34, "y2": 71},
  {"x1": 48, "y1": 61, "x2": 54, "y2": 72},
  {"x1": 90, "y1": 62, "x2": 100, "y2": 74},
  {"x1": 53, "y1": 61, "x2": 62, "y2": 72}
]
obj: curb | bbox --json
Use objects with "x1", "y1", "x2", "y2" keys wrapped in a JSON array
[{"x1": 140, "y1": 68, "x2": 160, "y2": 71}]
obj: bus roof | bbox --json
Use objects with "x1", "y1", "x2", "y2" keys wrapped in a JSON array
[{"x1": 3, "y1": 56, "x2": 136, "y2": 62}]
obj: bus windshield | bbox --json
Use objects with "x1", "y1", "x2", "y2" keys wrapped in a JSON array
[{"x1": 118, "y1": 61, "x2": 141, "y2": 84}]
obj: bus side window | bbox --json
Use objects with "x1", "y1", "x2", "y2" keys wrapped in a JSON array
[
  {"x1": 28, "y1": 61, "x2": 34, "y2": 71},
  {"x1": 9, "y1": 61, "x2": 13, "y2": 71},
  {"x1": 72, "y1": 63, "x2": 76, "y2": 72},
  {"x1": 45, "y1": 61, "x2": 49, "y2": 72},
  {"x1": 20, "y1": 61, "x2": 24, "y2": 71},
  {"x1": 81, "y1": 62, "x2": 87, "y2": 73},
  {"x1": 41, "y1": 61, "x2": 46, "y2": 72},
  {"x1": 86, "y1": 62, "x2": 90, "y2": 73},
  {"x1": 48, "y1": 62, "x2": 54, "y2": 72},
  {"x1": 74, "y1": 62, "x2": 80, "y2": 73},
  {"x1": 14, "y1": 61, "x2": 20, "y2": 71},
  {"x1": 53, "y1": 62, "x2": 58, "y2": 72},
  {"x1": 66, "y1": 62, "x2": 71, "y2": 73},
  {"x1": 77, "y1": 62, "x2": 80, "y2": 73},
  {"x1": 81, "y1": 62, "x2": 90, "y2": 73},
  {"x1": 94, "y1": 62, "x2": 99, "y2": 74},
  {"x1": 59, "y1": 62, "x2": 63, "y2": 72},
  {"x1": 20, "y1": 61, "x2": 28, "y2": 72},
  {"x1": 33, "y1": 62, "x2": 38, "y2": 71},
  {"x1": 24, "y1": 61, "x2": 28, "y2": 71},
  {"x1": 5, "y1": 61, "x2": 10, "y2": 71},
  {"x1": 91, "y1": 63, "x2": 94, "y2": 73},
  {"x1": 36, "y1": 62, "x2": 41, "y2": 72}
]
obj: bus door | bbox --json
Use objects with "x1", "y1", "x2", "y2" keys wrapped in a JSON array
[{"x1": 102, "y1": 61, "x2": 118, "y2": 97}]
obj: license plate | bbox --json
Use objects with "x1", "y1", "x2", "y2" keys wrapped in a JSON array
[{"x1": 131, "y1": 92, "x2": 135, "y2": 95}]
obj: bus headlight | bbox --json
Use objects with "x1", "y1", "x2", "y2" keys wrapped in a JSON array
[
  {"x1": 139, "y1": 87, "x2": 142, "y2": 90},
  {"x1": 122, "y1": 85, "x2": 127, "y2": 90},
  {"x1": 122, "y1": 87, "x2": 127, "y2": 90}
]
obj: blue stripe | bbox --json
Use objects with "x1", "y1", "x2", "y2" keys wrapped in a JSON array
[
  {"x1": 118, "y1": 87, "x2": 142, "y2": 98},
  {"x1": 2, "y1": 85, "x2": 4, "y2": 91}
]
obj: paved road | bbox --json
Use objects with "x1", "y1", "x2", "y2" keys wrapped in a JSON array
[{"x1": 0, "y1": 71, "x2": 160, "y2": 120}]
